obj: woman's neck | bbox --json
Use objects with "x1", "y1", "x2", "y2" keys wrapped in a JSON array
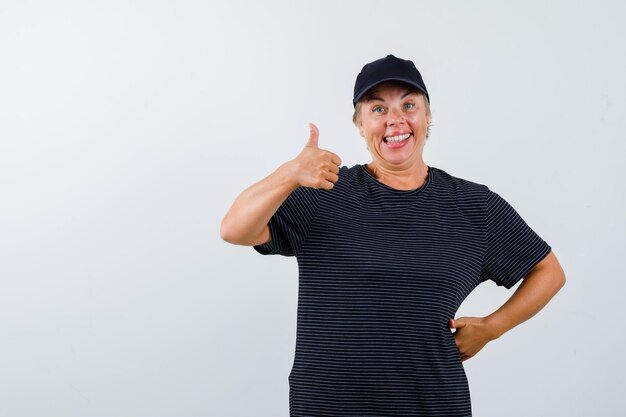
[{"x1": 366, "y1": 161, "x2": 429, "y2": 190}]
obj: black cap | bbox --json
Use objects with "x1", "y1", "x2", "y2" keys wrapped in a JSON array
[{"x1": 353, "y1": 54, "x2": 429, "y2": 107}]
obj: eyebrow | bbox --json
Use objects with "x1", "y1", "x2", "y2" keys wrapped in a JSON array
[{"x1": 367, "y1": 91, "x2": 418, "y2": 103}]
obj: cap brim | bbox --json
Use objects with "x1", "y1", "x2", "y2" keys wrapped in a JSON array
[{"x1": 353, "y1": 77, "x2": 429, "y2": 107}]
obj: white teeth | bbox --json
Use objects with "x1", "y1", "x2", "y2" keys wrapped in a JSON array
[{"x1": 385, "y1": 133, "x2": 411, "y2": 142}]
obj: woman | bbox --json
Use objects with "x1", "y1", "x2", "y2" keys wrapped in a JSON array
[{"x1": 220, "y1": 54, "x2": 566, "y2": 417}]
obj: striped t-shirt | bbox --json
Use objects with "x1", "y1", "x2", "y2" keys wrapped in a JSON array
[{"x1": 253, "y1": 163, "x2": 551, "y2": 417}]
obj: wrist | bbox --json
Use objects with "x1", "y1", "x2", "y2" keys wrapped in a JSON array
[
  {"x1": 277, "y1": 160, "x2": 301, "y2": 191},
  {"x1": 484, "y1": 314, "x2": 506, "y2": 341}
]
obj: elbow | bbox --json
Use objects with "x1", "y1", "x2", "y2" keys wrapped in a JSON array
[
  {"x1": 220, "y1": 216, "x2": 251, "y2": 245},
  {"x1": 555, "y1": 258, "x2": 566, "y2": 288},
  {"x1": 541, "y1": 250, "x2": 567, "y2": 289},
  {"x1": 551, "y1": 267, "x2": 566, "y2": 292},
  {"x1": 220, "y1": 216, "x2": 237, "y2": 244}
]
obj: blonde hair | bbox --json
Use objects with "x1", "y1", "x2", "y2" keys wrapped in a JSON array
[{"x1": 352, "y1": 82, "x2": 432, "y2": 140}]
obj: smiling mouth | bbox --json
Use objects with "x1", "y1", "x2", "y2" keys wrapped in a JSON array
[{"x1": 383, "y1": 133, "x2": 412, "y2": 143}]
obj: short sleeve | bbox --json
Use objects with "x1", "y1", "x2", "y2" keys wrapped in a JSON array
[
  {"x1": 252, "y1": 185, "x2": 322, "y2": 257},
  {"x1": 480, "y1": 188, "x2": 552, "y2": 289}
]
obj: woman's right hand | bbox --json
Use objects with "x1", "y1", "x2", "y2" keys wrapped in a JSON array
[{"x1": 288, "y1": 123, "x2": 342, "y2": 190}]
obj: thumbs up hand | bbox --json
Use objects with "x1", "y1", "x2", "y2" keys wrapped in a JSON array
[{"x1": 289, "y1": 123, "x2": 342, "y2": 190}]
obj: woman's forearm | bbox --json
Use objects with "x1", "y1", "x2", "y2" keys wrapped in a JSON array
[
  {"x1": 485, "y1": 251, "x2": 566, "y2": 340},
  {"x1": 220, "y1": 161, "x2": 299, "y2": 245}
]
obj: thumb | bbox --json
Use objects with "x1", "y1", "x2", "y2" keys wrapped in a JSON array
[
  {"x1": 306, "y1": 123, "x2": 319, "y2": 148},
  {"x1": 449, "y1": 318, "x2": 467, "y2": 329}
]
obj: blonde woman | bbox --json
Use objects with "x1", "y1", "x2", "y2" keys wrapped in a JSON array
[{"x1": 221, "y1": 54, "x2": 566, "y2": 417}]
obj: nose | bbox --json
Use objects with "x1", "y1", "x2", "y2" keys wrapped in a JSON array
[{"x1": 386, "y1": 106, "x2": 405, "y2": 126}]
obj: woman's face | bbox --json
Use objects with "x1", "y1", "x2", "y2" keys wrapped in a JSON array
[{"x1": 358, "y1": 83, "x2": 431, "y2": 167}]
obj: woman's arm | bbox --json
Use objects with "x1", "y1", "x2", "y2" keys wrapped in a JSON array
[
  {"x1": 484, "y1": 250, "x2": 566, "y2": 340},
  {"x1": 220, "y1": 161, "x2": 300, "y2": 246},
  {"x1": 450, "y1": 250, "x2": 566, "y2": 361}
]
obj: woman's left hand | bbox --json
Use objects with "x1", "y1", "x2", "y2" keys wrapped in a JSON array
[{"x1": 448, "y1": 317, "x2": 497, "y2": 362}]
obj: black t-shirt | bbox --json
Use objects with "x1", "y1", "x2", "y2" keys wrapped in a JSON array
[{"x1": 253, "y1": 163, "x2": 551, "y2": 417}]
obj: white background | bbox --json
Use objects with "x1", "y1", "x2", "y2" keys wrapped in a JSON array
[{"x1": 1, "y1": 1, "x2": 624, "y2": 416}]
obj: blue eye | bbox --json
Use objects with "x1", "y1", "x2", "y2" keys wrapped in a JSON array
[
  {"x1": 404, "y1": 103, "x2": 415, "y2": 109},
  {"x1": 373, "y1": 107, "x2": 384, "y2": 113}
]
